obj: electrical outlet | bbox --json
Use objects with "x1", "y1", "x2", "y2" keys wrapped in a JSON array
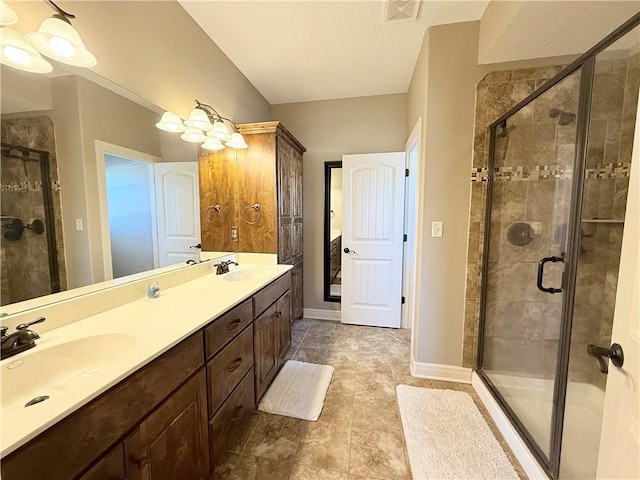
[
  {"x1": 231, "y1": 225, "x2": 238, "y2": 241},
  {"x1": 75, "y1": 218, "x2": 83, "y2": 231},
  {"x1": 432, "y1": 221, "x2": 443, "y2": 238}
]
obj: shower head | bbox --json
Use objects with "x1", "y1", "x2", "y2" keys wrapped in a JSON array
[{"x1": 549, "y1": 108, "x2": 576, "y2": 126}]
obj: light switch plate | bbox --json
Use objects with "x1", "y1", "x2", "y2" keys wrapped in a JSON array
[
  {"x1": 75, "y1": 218, "x2": 83, "y2": 231},
  {"x1": 432, "y1": 221, "x2": 443, "y2": 238}
]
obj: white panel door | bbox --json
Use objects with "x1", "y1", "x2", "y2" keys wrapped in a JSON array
[
  {"x1": 341, "y1": 152, "x2": 405, "y2": 328},
  {"x1": 154, "y1": 162, "x2": 201, "y2": 266},
  {"x1": 596, "y1": 101, "x2": 640, "y2": 479}
]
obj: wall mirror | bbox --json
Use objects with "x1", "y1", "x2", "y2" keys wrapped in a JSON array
[
  {"x1": 0, "y1": 6, "x2": 224, "y2": 316},
  {"x1": 324, "y1": 161, "x2": 342, "y2": 302}
]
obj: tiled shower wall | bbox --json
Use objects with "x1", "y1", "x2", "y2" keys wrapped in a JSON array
[
  {"x1": 1, "y1": 116, "x2": 67, "y2": 305},
  {"x1": 570, "y1": 52, "x2": 639, "y2": 388},
  {"x1": 464, "y1": 65, "x2": 566, "y2": 368},
  {"x1": 463, "y1": 55, "x2": 637, "y2": 385}
]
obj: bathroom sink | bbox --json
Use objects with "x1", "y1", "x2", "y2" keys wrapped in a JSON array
[
  {"x1": 1, "y1": 333, "x2": 137, "y2": 412},
  {"x1": 223, "y1": 267, "x2": 274, "y2": 282}
]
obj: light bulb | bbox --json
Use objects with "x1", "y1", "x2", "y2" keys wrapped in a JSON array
[
  {"x1": 3, "y1": 45, "x2": 29, "y2": 64},
  {"x1": 180, "y1": 127, "x2": 206, "y2": 143},
  {"x1": 48, "y1": 36, "x2": 74, "y2": 57}
]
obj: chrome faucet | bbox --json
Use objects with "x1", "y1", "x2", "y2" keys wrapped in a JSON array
[
  {"x1": 1, "y1": 316, "x2": 45, "y2": 360},
  {"x1": 214, "y1": 260, "x2": 239, "y2": 275}
]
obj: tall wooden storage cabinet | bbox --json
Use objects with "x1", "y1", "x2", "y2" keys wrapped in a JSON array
[{"x1": 199, "y1": 121, "x2": 305, "y2": 319}]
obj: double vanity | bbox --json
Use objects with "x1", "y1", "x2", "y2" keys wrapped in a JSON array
[{"x1": 0, "y1": 258, "x2": 294, "y2": 479}]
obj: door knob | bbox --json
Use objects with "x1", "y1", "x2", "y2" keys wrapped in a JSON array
[
  {"x1": 190, "y1": 243, "x2": 201, "y2": 249},
  {"x1": 344, "y1": 247, "x2": 357, "y2": 254},
  {"x1": 587, "y1": 343, "x2": 624, "y2": 374}
]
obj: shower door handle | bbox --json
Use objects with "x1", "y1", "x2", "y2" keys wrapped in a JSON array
[
  {"x1": 537, "y1": 256, "x2": 564, "y2": 293},
  {"x1": 587, "y1": 343, "x2": 624, "y2": 374}
]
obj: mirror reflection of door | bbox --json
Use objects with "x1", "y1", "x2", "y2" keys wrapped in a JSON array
[
  {"x1": 103, "y1": 153, "x2": 201, "y2": 280},
  {"x1": 324, "y1": 161, "x2": 342, "y2": 302}
]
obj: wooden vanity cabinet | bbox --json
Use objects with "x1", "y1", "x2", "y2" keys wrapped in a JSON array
[
  {"x1": 199, "y1": 121, "x2": 305, "y2": 320},
  {"x1": 276, "y1": 291, "x2": 291, "y2": 365},
  {"x1": 254, "y1": 302, "x2": 279, "y2": 401},
  {"x1": 1, "y1": 274, "x2": 293, "y2": 480},
  {"x1": 78, "y1": 444, "x2": 126, "y2": 480},
  {"x1": 253, "y1": 272, "x2": 292, "y2": 402},
  {"x1": 124, "y1": 370, "x2": 209, "y2": 480}
]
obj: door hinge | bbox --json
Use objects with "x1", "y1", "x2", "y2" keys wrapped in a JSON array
[
  {"x1": 402, "y1": 296, "x2": 406, "y2": 304},
  {"x1": 403, "y1": 234, "x2": 407, "y2": 242},
  {"x1": 405, "y1": 168, "x2": 409, "y2": 177}
]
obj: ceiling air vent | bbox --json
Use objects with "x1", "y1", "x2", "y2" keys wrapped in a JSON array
[{"x1": 384, "y1": 0, "x2": 420, "y2": 23}]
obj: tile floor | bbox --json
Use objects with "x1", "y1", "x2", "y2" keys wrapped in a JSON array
[{"x1": 216, "y1": 319, "x2": 526, "y2": 480}]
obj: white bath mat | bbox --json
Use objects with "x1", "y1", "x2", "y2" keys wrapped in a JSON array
[
  {"x1": 258, "y1": 360, "x2": 334, "y2": 421},
  {"x1": 396, "y1": 385, "x2": 519, "y2": 480}
]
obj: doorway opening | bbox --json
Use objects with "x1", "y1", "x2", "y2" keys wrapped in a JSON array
[{"x1": 104, "y1": 154, "x2": 157, "y2": 279}]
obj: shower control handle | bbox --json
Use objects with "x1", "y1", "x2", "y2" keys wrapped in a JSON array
[
  {"x1": 536, "y1": 256, "x2": 564, "y2": 294},
  {"x1": 587, "y1": 343, "x2": 624, "y2": 374}
]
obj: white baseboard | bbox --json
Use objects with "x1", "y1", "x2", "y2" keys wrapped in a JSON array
[
  {"x1": 472, "y1": 372, "x2": 549, "y2": 480},
  {"x1": 410, "y1": 355, "x2": 472, "y2": 384},
  {"x1": 303, "y1": 308, "x2": 341, "y2": 321}
]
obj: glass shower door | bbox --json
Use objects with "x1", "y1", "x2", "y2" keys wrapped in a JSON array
[{"x1": 480, "y1": 69, "x2": 582, "y2": 462}]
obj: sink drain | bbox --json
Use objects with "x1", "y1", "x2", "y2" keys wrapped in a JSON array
[{"x1": 25, "y1": 396, "x2": 50, "y2": 407}]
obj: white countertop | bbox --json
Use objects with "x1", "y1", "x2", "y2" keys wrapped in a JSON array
[{"x1": 0, "y1": 263, "x2": 292, "y2": 457}]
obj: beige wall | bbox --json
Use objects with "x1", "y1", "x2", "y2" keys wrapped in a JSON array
[
  {"x1": 8, "y1": 1, "x2": 270, "y2": 123},
  {"x1": 6, "y1": 0, "x2": 272, "y2": 289},
  {"x1": 272, "y1": 94, "x2": 407, "y2": 311},
  {"x1": 407, "y1": 21, "x2": 490, "y2": 366}
]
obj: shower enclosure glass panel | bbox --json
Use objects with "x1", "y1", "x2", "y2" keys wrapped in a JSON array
[
  {"x1": 0, "y1": 144, "x2": 58, "y2": 304},
  {"x1": 560, "y1": 25, "x2": 639, "y2": 480},
  {"x1": 481, "y1": 69, "x2": 582, "y2": 461}
]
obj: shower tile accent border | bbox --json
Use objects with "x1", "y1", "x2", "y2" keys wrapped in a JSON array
[
  {"x1": 0, "y1": 181, "x2": 62, "y2": 192},
  {"x1": 470, "y1": 161, "x2": 630, "y2": 183}
]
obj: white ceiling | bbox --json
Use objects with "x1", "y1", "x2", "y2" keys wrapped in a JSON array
[{"x1": 179, "y1": 1, "x2": 490, "y2": 105}]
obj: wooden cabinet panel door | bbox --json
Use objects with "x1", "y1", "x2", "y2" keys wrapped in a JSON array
[
  {"x1": 198, "y1": 148, "x2": 237, "y2": 252},
  {"x1": 276, "y1": 291, "x2": 292, "y2": 363},
  {"x1": 78, "y1": 444, "x2": 126, "y2": 480},
  {"x1": 292, "y1": 149, "x2": 303, "y2": 221},
  {"x1": 277, "y1": 139, "x2": 293, "y2": 218},
  {"x1": 291, "y1": 262, "x2": 303, "y2": 320},
  {"x1": 254, "y1": 303, "x2": 278, "y2": 401},
  {"x1": 124, "y1": 370, "x2": 209, "y2": 480}
]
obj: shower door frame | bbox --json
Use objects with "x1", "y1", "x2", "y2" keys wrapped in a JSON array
[
  {"x1": 476, "y1": 12, "x2": 640, "y2": 479},
  {"x1": 1, "y1": 143, "x2": 61, "y2": 295}
]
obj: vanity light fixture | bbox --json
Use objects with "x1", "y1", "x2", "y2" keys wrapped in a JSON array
[
  {"x1": 0, "y1": 1, "x2": 18, "y2": 26},
  {"x1": 156, "y1": 99, "x2": 248, "y2": 150},
  {"x1": 26, "y1": 0, "x2": 96, "y2": 67},
  {"x1": 0, "y1": 27, "x2": 52, "y2": 73}
]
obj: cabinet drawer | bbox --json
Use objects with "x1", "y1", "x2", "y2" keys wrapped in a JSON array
[
  {"x1": 209, "y1": 368, "x2": 255, "y2": 477},
  {"x1": 205, "y1": 299, "x2": 253, "y2": 359},
  {"x1": 207, "y1": 325, "x2": 254, "y2": 416},
  {"x1": 253, "y1": 272, "x2": 291, "y2": 318}
]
